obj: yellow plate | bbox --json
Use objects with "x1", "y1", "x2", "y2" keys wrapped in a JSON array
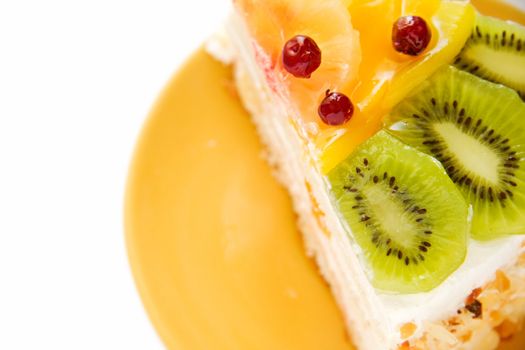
[
  {"x1": 126, "y1": 3, "x2": 525, "y2": 347},
  {"x1": 125, "y1": 50, "x2": 351, "y2": 350}
]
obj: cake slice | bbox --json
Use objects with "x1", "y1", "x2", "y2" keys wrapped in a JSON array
[{"x1": 208, "y1": 1, "x2": 525, "y2": 349}]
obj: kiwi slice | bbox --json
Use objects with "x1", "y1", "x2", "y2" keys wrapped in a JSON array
[
  {"x1": 328, "y1": 131, "x2": 468, "y2": 293},
  {"x1": 454, "y1": 14, "x2": 525, "y2": 99},
  {"x1": 385, "y1": 66, "x2": 525, "y2": 240}
]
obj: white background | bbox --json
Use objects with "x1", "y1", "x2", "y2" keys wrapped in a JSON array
[{"x1": 0, "y1": 1, "x2": 229, "y2": 349}]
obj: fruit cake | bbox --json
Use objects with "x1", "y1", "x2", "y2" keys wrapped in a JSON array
[{"x1": 207, "y1": 0, "x2": 525, "y2": 349}]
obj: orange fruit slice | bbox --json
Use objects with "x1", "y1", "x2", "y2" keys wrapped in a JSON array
[{"x1": 234, "y1": 0, "x2": 361, "y2": 121}]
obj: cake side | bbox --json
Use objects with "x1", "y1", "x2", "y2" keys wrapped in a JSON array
[{"x1": 222, "y1": 12, "x2": 396, "y2": 350}]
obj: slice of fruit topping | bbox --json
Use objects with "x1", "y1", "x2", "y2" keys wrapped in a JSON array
[
  {"x1": 385, "y1": 66, "x2": 525, "y2": 240},
  {"x1": 318, "y1": 91, "x2": 354, "y2": 126},
  {"x1": 235, "y1": 0, "x2": 361, "y2": 119},
  {"x1": 454, "y1": 14, "x2": 525, "y2": 99},
  {"x1": 392, "y1": 16, "x2": 432, "y2": 56},
  {"x1": 282, "y1": 35, "x2": 322, "y2": 79},
  {"x1": 328, "y1": 131, "x2": 468, "y2": 293},
  {"x1": 321, "y1": 0, "x2": 475, "y2": 174}
]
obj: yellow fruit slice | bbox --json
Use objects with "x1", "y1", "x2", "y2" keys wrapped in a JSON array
[
  {"x1": 234, "y1": 0, "x2": 361, "y2": 121},
  {"x1": 320, "y1": 0, "x2": 475, "y2": 173},
  {"x1": 384, "y1": 2, "x2": 476, "y2": 108}
]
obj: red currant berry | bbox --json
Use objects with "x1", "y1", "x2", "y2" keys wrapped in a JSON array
[
  {"x1": 282, "y1": 35, "x2": 322, "y2": 78},
  {"x1": 392, "y1": 16, "x2": 432, "y2": 56},
  {"x1": 318, "y1": 91, "x2": 354, "y2": 126}
]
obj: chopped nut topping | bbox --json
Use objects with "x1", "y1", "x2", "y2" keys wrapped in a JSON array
[
  {"x1": 465, "y1": 288, "x2": 482, "y2": 305},
  {"x1": 465, "y1": 299, "x2": 483, "y2": 319},
  {"x1": 400, "y1": 322, "x2": 417, "y2": 339}
]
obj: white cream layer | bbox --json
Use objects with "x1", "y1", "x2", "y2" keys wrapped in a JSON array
[{"x1": 379, "y1": 237, "x2": 525, "y2": 330}]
